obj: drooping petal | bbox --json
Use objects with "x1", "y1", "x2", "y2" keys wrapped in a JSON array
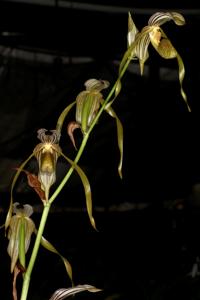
[
  {"x1": 148, "y1": 11, "x2": 185, "y2": 26},
  {"x1": 56, "y1": 101, "x2": 76, "y2": 133},
  {"x1": 5, "y1": 153, "x2": 35, "y2": 233},
  {"x1": 60, "y1": 152, "x2": 96, "y2": 230},
  {"x1": 176, "y1": 52, "x2": 191, "y2": 112},
  {"x1": 103, "y1": 101, "x2": 123, "y2": 179},
  {"x1": 39, "y1": 234, "x2": 73, "y2": 284},
  {"x1": 149, "y1": 28, "x2": 191, "y2": 111}
]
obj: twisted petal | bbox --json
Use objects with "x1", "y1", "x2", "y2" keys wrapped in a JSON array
[
  {"x1": 49, "y1": 285, "x2": 102, "y2": 300},
  {"x1": 59, "y1": 152, "x2": 96, "y2": 230},
  {"x1": 148, "y1": 11, "x2": 185, "y2": 26},
  {"x1": 104, "y1": 100, "x2": 123, "y2": 179},
  {"x1": 39, "y1": 234, "x2": 73, "y2": 284}
]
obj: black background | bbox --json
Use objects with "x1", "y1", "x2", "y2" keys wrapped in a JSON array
[{"x1": 1, "y1": 1, "x2": 200, "y2": 300}]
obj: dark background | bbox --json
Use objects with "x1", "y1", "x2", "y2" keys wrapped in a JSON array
[{"x1": 1, "y1": 1, "x2": 200, "y2": 299}]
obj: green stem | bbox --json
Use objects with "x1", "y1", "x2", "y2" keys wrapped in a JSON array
[
  {"x1": 49, "y1": 132, "x2": 89, "y2": 204},
  {"x1": 20, "y1": 203, "x2": 51, "y2": 300},
  {"x1": 19, "y1": 54, "x2": 131, "y2": 300},
  {"x1": 87, "y1": 58, "x2": 131, "y2": 135}
]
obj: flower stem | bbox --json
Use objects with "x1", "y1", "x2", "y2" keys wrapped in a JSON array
[{"x1": 19, "y1": 54, "x2": 131, "y2": 300}]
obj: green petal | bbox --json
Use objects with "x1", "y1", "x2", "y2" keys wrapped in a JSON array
[
  {"x1": 176, "y1": 52, "x2": 191, "y2": 112},
  {"x1": 59, "y1": 152, "x2": 96, "y2": 230},
  {"x1": 5, "y1": 153, "x2": 35, "y2": 233},
  {"x1": 39, "y1": 234, "x2": 73, "y2": 284},
  {"x1": 75, "y1": 91, "x2": 88, "y2": 125},
  {"x1": 150, "y1": 28, "x2": 191, "y2": 112},
  {"x1": 81, "y1": 93, "x2": 102, "y2": 133},
  {"x1": 104, "y1": 101, "x2": 123, "y2": 179},
  {"x1": 56, "y1": 101, "x2": 76, "y2": 133}
]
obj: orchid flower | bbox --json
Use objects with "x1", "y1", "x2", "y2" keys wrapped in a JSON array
[
  {"x1": 33, "y1": 129, "x2": 61, "y2": 201},
  {"x1": 7, "y1": 202, "x2": 35, "y2": 273},
  {"x1": 67, "y1": 79, "x2": 124, "y2": 178},
  {"x1": 67, "y1": 79, "x2": 110, "y2": 149},
  {"x1": 121, "y1": 11, "x2": 191, "y2": 111}
]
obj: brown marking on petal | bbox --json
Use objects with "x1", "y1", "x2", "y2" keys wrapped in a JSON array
[
  {"x1": 67, "y1": 121, "x2": 80, "y2": 150},
  {"x1": 15, "y1": 168, "x2": 46, "y2": 201}
]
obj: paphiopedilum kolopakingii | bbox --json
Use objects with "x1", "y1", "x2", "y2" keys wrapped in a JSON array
[
  {"x1": 33, "y1": 128, "x2": 61, "y2": 202},
  {"x1": 121, "y1": 11, "x2": 191, "y2": 111},
  {"x1": 7, "y1": 202, "x2": 35, "y2": 273},
  {"x1": 67, "y1": 79, "x2": 123, "y2": 178},
  {"x1": 67, "y1": 78, "x2": 110, "y2": 149}
]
